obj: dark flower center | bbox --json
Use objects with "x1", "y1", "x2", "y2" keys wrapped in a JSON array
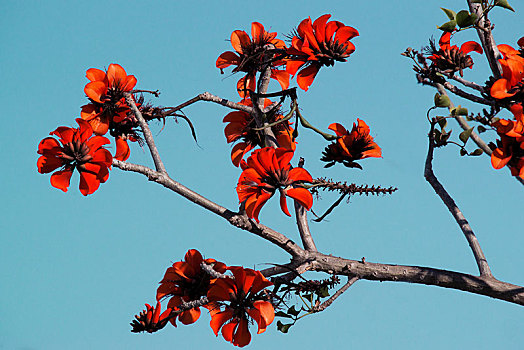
[{"x1": 61, "y1": 139, "x2": 92, "y2": 167}]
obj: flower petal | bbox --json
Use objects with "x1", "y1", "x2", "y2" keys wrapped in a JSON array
[
  {"x1": 50, "y1": 168, "x2": 73, "y2": 192},
  {"x1": 285, "y1": 188, "x2": 313, "y2": 210}
]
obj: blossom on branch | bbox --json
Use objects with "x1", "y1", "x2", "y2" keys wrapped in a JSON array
[
  {"x1": 131, "y1": 302, "x2": 172, "y2": 333},
  {"x1": 216, "y1": 22, "x2": 289, "y2": 97},
  {"x1": 82, "y1": 63, "x2": 137, "y2": 135},
  {"x1": 321, "y1": 119, "x2": 382, "y2": 169},
  {"x1": 490, "y1": 40, "x2": 524, "y2": 101},
  {"x1": 37, "y1": 118, "x2": 112, "y2": 195},
  {"x1": 286, "y1": 14, "x2": 359, "y2": 91},
  {"x1": 427, "y1": 32, "x2": 483, "y2": 77},
  {"x1": 236, "y1": 147, "x2": 313, "y2": 223},
  {"x1": 224, "y1": 98, "x2": 295, "y2": 166},
  {"x1": 208, "y1": 266, "x2": 274, "y2": 347},
  {"x1": 156, "y1": 249, "x2": 227, "y2": 327},
  {"x1": 491, "y1": 104, "x2": 524, "y2": 179}
]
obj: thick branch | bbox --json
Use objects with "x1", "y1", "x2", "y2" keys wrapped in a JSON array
[
  {"x1": 310, "y1": 252, "x2": 524, "y2": 305},
  {"x1": 311, "y1": 276, "x2": 359, "y2": 313},
  {"x1": 112, "y1": 159, "x2": 303, "y2": 257},
  {"x1": 425, "y1": 122, "x2": 492, "y2": 277},
  {"x1": 125, "y1": 93, "x2": 167, "y2": 174},
  {"x1": 467, "y1": 1, "x2": 502, "y2": 79},
  {"x1": 294, "y1": 158, "x2": 317, "y2": 251},
  {"x1": 163, "y1": 92, "x2": 253, "y2": 115}
]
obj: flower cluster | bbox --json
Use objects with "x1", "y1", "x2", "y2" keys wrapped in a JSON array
[
  {"x1": 216, "y1": 22, "x2": 289, "y2": 97},
  {"x1": 37, "y1": 63, "x2": 140, "y2": 195},
  {"x1": 37, "y1": 118, "x2": 112, "y2": 195},
  {"x1": 217, "y1": 15, "x2": 358, "y2": 93},
  {"x1": 157, "y1": 249, "x2": 227, "y2": 326},
  {"x1": 491, "y1": 105, "x2": 524, "y2": 179},
  {"x1": 321, "y1": 120, "x2": 382, "y2": 169},
  {"x1": 82, "y1": 63, "x2": 139, "y2": 161},
  {"x1": 224, "y1": 98, "x2": 295, "y2": 166},
  {"x1": 488, "y1": 38, "x2": 524, "y2": 179},
  {"x1": 286, "y1": 14, "x2": 359, "y2": 91},
  {"x1": 237, "y1": 147, "x2": 313, "y2": 222},
  {"x1": 208, "y1": 266, "x2": 274, "y2": 347},
  {"x1": 133, "y1": 250, "x2": 275, "y2": 347},
  {"x1": 427, "y1": 32, "x2": 483, "y2": 77}
]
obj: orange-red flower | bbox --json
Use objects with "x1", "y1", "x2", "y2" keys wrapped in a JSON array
[
  {"x1": 490, "y1": 41, "x2": 524, "y2": 100},
  {"x1": 216, "y1": 22, "x2": 289, "y2": 97},
  {"x1": 491, "y1": 105, "x2": 524, "y2": 179},
  {"x1": 131, "y1": 301, "x2": 172, "y2": 333},
  {"x1": 37, "y1": 118, "x2": 112, "y2": 195},
  {"x1": 224, "y1": 99, "x2": 295, "y2": 166},
  {"x1": 286, "y1": 14, "x2": 359, "y2": 91},
  {"x1": 156, "y1": 249, "x2": 227, "y2": 327},
  {"x1": 81, "y1": 63, "x2": 137, "y2": 136},
  {"x1": 236, "y1": 147, "x2": 313, "y2": 223},
  {"x1": 427, "y1": 32, "x2": 483, "y2": 77},
  {"x1": 321, "y1": 119, "x2": 382, "y2": 169},
  {"x1": 208, "y1": 266, "x2": 274, "y2": 348}
]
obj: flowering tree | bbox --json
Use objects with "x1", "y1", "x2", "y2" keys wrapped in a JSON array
[{"x1": 36, "y1": 1, "x2": 523, "y2": 347}]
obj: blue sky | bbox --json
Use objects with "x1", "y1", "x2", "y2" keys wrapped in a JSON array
[{"x1": 1, "y1": 0, "x2": 523, "y2": 349}]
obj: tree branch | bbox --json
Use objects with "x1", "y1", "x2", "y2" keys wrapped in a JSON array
[
  {"x1": 162, "y1": 92, "x2": 253, "y2": 115},
  {"x1": 310, "y1": 252, "x2": 524, "y2": 306},
  {"x1": 294, "y1": 158, "x2": 317, "y2": 252},
  {"x1": 467, "y1": 1, "x2": 502, "y2": 79},
  {"x1": 310, "y1": 276, "x2": 359, "y2": 313},
  {"x1": 450, "y1": 75, "x2": 485, "y2": 93},
  {"x1": 425, "y1": 121, "x2": 492, "y2": 277},
  {"x1": 434, "y1": 83, "x2": 492, "y2": 154},
  {"x1": 112, "y1": 159, "x2": 304, "y2": 257},
  {"x1": 125, "y1": 93, "x2": 167, "y2": 174}
]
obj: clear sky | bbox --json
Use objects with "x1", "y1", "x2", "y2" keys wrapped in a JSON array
[{"x1": 1, "y1": 0, "x2": 522, "y2": 349}]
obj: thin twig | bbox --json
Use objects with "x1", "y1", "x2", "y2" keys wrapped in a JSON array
[
  {"x1": 125, "y1": 93, "x2": 167, "y2": 174},
  {"x1": 310, "y1": 276, "x2": 359, "y2": 312},
  {"x1": 112, "y1": 159, "x2": 304, "y2": 257},
  {"x1": 163, "y1": 92, "x2": 253, "y2": 115},
  {"x1": 450, "y1": 75, "x2": 485, "y2": 92},
  {"x1": 425, "y1": 121, "x2": 492, "y2": 277},
  {"x1": 434, "y1": 83, "x2": 492, "y2": 154},
  {"x1": 200, "y1": 262, "x2": 228, "y2": 279}
]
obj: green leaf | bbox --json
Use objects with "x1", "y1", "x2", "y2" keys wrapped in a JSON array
[
  {"x1": 438, "y1": 20, "x2": 457, "y2": 32},
  {"x1": 456, "y1": 11, "x2": 477, "y2": 27},
  {"x1": 477, "y1": 125, "x2": 486, "y2": 133},
  {"x1": 459, "y1": 127, "x2": 474, "y2": 143},
  {"x1": 319, "y1": 286, "x2": 330, "y2": 298},
  {"x1": 434, "y1": 93, "x2": 451, "y2": 108},
  {"x1": 275, "y1": 311, "x2": 292, "y2": 319},
  {"x1": 436, "y1": 116, "x2": 447, "y2": 129},
  {"x1": 471, "y1": 148, "x2": 483, "y2": 156},
  {"x1": 494, "y1": 0, "x2": 515, "y2": 12},
  {"x1": 452, "y1": 106, "x2": 468, "y2": 116},
  {"x1": 287, "y1": 306, "x2": 300, "y2": 317},
  {"x1": 441, "y1": 7, "x2": 456, "y2": 20},
  {"x1": 277, "y1": 321, "x2": 292, "y2": 333}
]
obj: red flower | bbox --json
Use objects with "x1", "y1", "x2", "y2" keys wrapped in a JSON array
[
  {"x1": 208, "y1": 266, "x2": 274, "y2": 348},
  {"x1": 321, "y1": 119, "x2": 382, "y2": 169},
  {"x1": 156, "y1": 249, "x2": 227, "y2": 327},
  {"x1": 131, "y1": 301, "x2": 172, "y2": 333},
  {"x1": 427, "y1": 32, "x2": 483, "y2": 76},
  {"x1": 236, "y1": 147, "x2": 313, "y2": 223},
  {"x1": 81, "y1": 63, "x2": 137, "y2": 135},
  {"x1": 224, "y1": 99, "x2": 296, "y2": 166},
  {"x1": 216, "y1": 22, "x2": 289, "y2": 97},
  {"x1": 37, "y1": 118, "x2": 112, "y2": 195},
  {"x1": 490, "y1": 42, "x2": 524, "y2": 100},
  {"x1": 286, "y1": 14, "x2": 359, "y2": 91},
  {"x1": 491, "y1": 106, "x2": 524, "y2": 179}
]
